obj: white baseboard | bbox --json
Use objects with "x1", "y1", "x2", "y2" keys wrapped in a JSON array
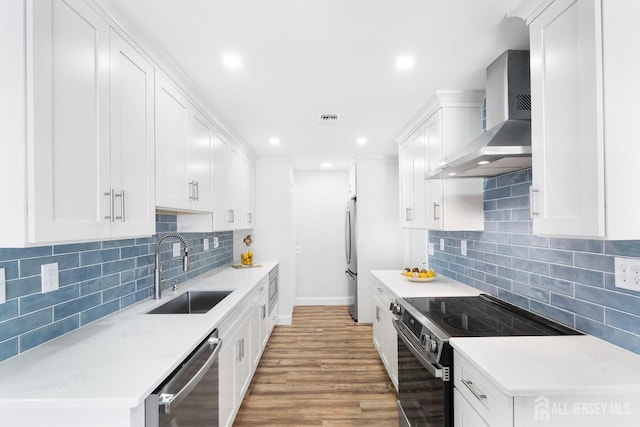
[
  {"x1": 295, "y1": 296, "x2": 351, "y2": 306},
  {"x1": 276, "y1": 314, "x2": 292, "y2": 325}
]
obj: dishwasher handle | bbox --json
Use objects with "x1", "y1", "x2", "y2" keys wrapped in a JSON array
[{"x1": 158, "y1": 334, "x2": 223, "y2": 414}]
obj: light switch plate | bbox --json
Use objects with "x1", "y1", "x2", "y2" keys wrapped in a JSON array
[
  {"x1": 440, "y1": 238, "x2": 445, "y2": 251},
  {"x1": 461, "y1": 240, "x2": 467, "y2": 256},
  {"x1": 172, "y1": 242, "x2": 181, "y2": 257},
  {"x1": 213, "y1": 236, "x2": 219, "y2": 248},
  {"x1": 0, "y1": 268, "x2": 6, "y2": 303},
  {"x1": 428, "y1": 243, "x2": 435, "y2": 256},
  {"x1": 203, "y1": 238, "x2": 209, "y2": 251},
  {"x1": 41, "y1": 263, "x2": 59, "y2": 293}
]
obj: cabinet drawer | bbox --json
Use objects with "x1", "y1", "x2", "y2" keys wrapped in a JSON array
[
  {"x1": 454, "y1": 353, "x2": 513, "y2": 427},
  {"x1": 373, "y1": 282, "x2": 393, "y2": 308}
]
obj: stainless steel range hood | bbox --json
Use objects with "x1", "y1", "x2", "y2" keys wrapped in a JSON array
[{"x1": 426, "y1": 50, "x2": 531, "y2": 179}]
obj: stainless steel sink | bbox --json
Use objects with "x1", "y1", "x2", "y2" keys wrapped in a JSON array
[{"x1": 147, "y1": 290, "x2": 233, "y2": 314}]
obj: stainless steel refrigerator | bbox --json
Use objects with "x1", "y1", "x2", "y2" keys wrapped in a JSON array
[{"x1": 345, "y1": 197, "x2": 357, "y2": 321}]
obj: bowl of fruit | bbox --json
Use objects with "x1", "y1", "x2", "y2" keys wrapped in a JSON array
[{"x1": 402, "y1": 267, "x2": 437, "y2": 282}]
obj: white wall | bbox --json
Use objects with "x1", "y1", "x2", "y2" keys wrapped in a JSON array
[
  {"x1": 294, "y1": 170, "x2": 350, "y2": 305},
  {"x1": 253, "y1": 158, "x2": 295, "y2": 324}
]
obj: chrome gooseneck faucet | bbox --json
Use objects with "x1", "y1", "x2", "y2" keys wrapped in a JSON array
[{"x1": 154, "y1": 233, "x2": 190, "y2": 299}]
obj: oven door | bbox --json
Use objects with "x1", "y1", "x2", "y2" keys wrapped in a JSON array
[{"x1": 393, "y1": 320, "x2": 452, "y2": 427}]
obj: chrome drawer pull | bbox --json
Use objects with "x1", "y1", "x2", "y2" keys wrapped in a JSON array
[{"x1": 462, "y1": 379, "x2": 487, "y2": 401}]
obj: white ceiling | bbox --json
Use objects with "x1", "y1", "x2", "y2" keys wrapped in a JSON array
[{"x1": 98, "y1": 0, "x2": 528, "y2": 170}]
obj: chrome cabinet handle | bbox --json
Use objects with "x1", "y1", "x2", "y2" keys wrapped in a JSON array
[
  {"x1": 104, "y1": 189, "x2": 115, "y2": 222},
  {"x1": 433, "y1": 202, "x2": 440, "y2": 221},
  {"x1": 195, "y1": 181, "x2": 199, "y2": 201},
  {"x1": 188, "y1": 181, "x2": 194, "y2": 200},
  {"x1": 248, "y1": 212, "x2": 253, "y2": 224},
  {"x1": 231, "y1": 209, "x2": 235, "y2": 223},
  {"x1": 375, "y1": 306, "x2": 380, "y2": 322},
  {"x1": 115, "y1": 190, "x2": 125, "y2": 222},
  {"x1": 405, "y1": 207, "x2": 413, "y2": 221},
  {"x1": 529, "y1": 185, "x2": 539, "y2": 218},
  {"x1": 462, "y1": 379, "x2": 487, "y2": 401},
  {"x1": 227, "y1": 209, "x2": 234, "y2": 223}
]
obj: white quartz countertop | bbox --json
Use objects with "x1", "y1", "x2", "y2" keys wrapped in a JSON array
[
  {"x1": 371, "y1": 269, "x2": 482, "y2": 298},
  {"x1": 0, "y1": 261, "x2": 277, "y2": 409},
  {"x1": 450, "y1": 335, "x2": 640, "y2": 396}
]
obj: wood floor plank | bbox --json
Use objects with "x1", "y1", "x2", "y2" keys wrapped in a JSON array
[{"x1": 233, "y1": 306, "x2": 399, "y2": 427}]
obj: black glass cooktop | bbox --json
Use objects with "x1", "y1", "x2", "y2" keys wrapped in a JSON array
[{"x1": 404, "y1": 294, "x2": 581, "y2": 338}]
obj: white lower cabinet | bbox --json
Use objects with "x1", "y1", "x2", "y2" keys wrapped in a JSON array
[
  {"x1": 372, "y1": 280, "x2": 398, "y2": 390},
  {"x1": 454, "y1": 352, "x2": 513, "y2": 427},
  {"x1": 454, "y1": 388, "x2": 490, "y2": 427},
  {"x1": 219, "y1": 278, "x2": 274, "y2": 427},
  {"x1": 251, "y1": 279, "x2": 269, "y2": 367}
]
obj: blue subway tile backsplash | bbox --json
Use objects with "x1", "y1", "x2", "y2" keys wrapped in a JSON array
[
  {"x1": 430, "y1": 168, "x2": 640, "y2": 355},
  {"x1": 0, "y1": 215, "x2": 233, "y2": 363}
]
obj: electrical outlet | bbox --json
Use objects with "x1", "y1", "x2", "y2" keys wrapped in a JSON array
[
  {"x1": 615, "y1": 257, "x2": 640, "y2": 292},
  {"x1": 172, "y1": 242, "x2": 181, "y2": 257},
  {"x1": 0, "y1": 268, "x2": 6, "y2": 304},
  {"x1": 41, "y1": 263, "x2": 59, "y2": 293},
  {"x1": 428, "y1": 243, "x2": 435, "y2": 256},
  {"x1": 440, "y1": 238, "x2": 445, "y2": 251},
  {"x1": 296, "y1": 246, "x2": 302, "y2": 255},
  {"x1": 461, "y1": 240, "x2": 467, "y2": 256},
  {"x1": 213, "y1": 236, "x2": 219, "y2": 248},
  {"x1": 203, "y1": 238, "x2": 209, "y2": 251}
]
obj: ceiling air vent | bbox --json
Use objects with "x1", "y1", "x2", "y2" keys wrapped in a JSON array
[{"x1": 318, "y1": 113, "x2": 341, "y2": 124}]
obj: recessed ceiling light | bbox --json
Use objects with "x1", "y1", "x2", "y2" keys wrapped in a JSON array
[
  {"x1": 269, "y1": 137, "x2": 280, "y2": 145},
  {"x1": 320, "y1": 162, "x2": 333, "y2": 169},
  {"x1": 478, "y1": 160, "x2": 490, "y2": 165},
  {"x1": 357, "y1": 137, "x2": 367, "y2": 145},
  {"x1": 395, "y1": 55, "x2": 415, "y2": 70},
  {"x1": 223, "y1": 53, "x2": 242, "y2": 69},
  {"x1": 448, "y1": 172, "x2": 457, "y2": 176}
]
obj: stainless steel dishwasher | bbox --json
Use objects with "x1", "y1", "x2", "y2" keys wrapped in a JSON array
[{"x1": 145, "y1": 329, "x2": 222, "y2": 427}]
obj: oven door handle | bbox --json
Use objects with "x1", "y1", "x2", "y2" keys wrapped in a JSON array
[{"x1": 393, "y1": 319, "x2": 444, "y2": 379}]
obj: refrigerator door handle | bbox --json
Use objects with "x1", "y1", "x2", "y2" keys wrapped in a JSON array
[{"x1": 345, "y1": 210, "x2": 351, "y2": 264}]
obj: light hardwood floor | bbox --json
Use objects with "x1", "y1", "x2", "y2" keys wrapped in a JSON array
[{"x1": 233, "y1": 305, "x2": 400, "y2": 426}]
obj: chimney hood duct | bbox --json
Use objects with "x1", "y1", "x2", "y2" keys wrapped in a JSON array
[{"x1": 426, "y1": 50, "x2": 531, "y2": 179}]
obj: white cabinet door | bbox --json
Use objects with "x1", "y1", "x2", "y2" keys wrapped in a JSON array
[
  {"x1": 235, "y1": 315, "x2": 253, "y2": 401},
  {"x1": 226, "y1": 144, "x2": 240, "y2": 228},
  {"x1": 238, "y1": 154, "x2": 255, "y2": 229},
  {"x1": 399, "y1": 127, "x2": 426, "y2": 229},
  {"x1": 373, "y1": 293, "x2": 385, "y2": 354},
  {"x1": 109, "y1": 30, "x2": 155, "y2": 238},
  {"x1": 188, "y1": 110, "x2": 214, "y2": 212},
  {"x1": 212, "y1": 135, "x2": 228, "y2": 230},
  {"x1": 155, "y1": 75, "x2": 190, "y2": 211},
  {"x1": 454, "y1": 388, "x2": 490, "y2": 427},
  {"x1": 381, "y1": 302, "x2": 398, "y2": 389},
  {"x1": 530, "y1": 0, "x2": 605, "y2": 237},
  {"x1": 373, "y1": 282, "x2": 398, "y2": 391},
  {"x1": 425, "y1": 106, "x2": 484, "y2": 231},
  {"x1": 251, "y1": 284, "x2": 269, "y2": 368},
  {"x1": 218, "y1": 325, "x2": 238, "y2": 427},
  {"x1": 30, "y1": 0, "x2": 110, "y2": 243},
  {"x1": 425, "y1": 111, "x2": 444, "y2": 230},
  {"x1": 398, "y1": 140, "x2": 414, "y2": 228}
]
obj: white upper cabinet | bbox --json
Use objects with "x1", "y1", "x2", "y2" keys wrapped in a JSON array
[
  {"x1": 423, "y1": 92, "x2": 485, "y2": 231},
  {"x1": 398, "y1": 126, "x2": 426, "y2": 229},
  {"x1": 212, "y1": 135, "x2": 254, "y2": 231},
  {"x1": 0, "y1": 0, "x2": 155, "y2": 246},
  {"x1": 188, "y1": 109, "x2": 215, "y2": 212},
  {"x1": 527, "y1": 0, "x2": 640, "y2": 239},
  {"x1": 155, "y1": 74, "x2": 214, "y2": 213},
  {"x1": 109, "y1": 29, "x2": 156, "y2": 238},
  {"x1": 29, "y1": 0, "x2": 111, "y2": 243},
  {"x1": 238, "y1": 154, "x2": 255, "y2": 229}
]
